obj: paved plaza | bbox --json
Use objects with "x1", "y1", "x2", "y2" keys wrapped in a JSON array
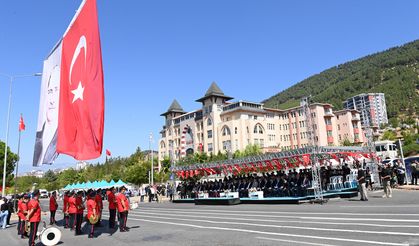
[{"x1": 2, "y1": 189, "x2": 419, "y2": 246}]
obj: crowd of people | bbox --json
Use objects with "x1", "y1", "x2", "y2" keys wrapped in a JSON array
[
  {"x1": 177, "y1": 168, "x2": 316, "y2": 199},
  {"x1": 6, "y1": 186, "x2": 131, "y2": 246},
  {"x1": 175, "y1": 159, "x2": 419, "y2": 200}
]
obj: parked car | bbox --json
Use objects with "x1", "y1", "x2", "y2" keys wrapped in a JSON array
[{"x1": 39, "y1": 189, "x2": 49, "y2": 198}]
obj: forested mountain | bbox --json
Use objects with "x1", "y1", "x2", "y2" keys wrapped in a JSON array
[{"x1": 263, "y1": 40, "x2": 419, "y2": 120}]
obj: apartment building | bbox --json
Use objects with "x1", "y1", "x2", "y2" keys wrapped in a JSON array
[{"x1": 159, "y1": 82, "x2": 364, "y2": 166}]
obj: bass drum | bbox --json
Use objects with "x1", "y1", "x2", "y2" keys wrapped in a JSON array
[
  {"x1": 130, "y1": 202, "x2": 138, "y2": 210},
  {"x1": 40, "y1": 226, "x2": 61, "y2": 246}
]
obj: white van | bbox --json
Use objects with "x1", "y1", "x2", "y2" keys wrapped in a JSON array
[{"x1": 39, "y1": 189, "x2": 49, "y2": 198}]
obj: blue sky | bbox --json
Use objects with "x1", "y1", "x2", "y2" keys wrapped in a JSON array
[{"x1": 0, "y1": 0, "x2": 418, "y2": 173}]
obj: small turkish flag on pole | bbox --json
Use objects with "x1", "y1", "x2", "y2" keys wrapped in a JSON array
[
  {"x1": 106, "y1": 149, "x2": 111, "y2": 156},
  {"x1": 19, "y1": 114, "x2": 25, "y2": 132},
  {"x1": 57, "y1": 0, "x2": 104, "y2": 160}
]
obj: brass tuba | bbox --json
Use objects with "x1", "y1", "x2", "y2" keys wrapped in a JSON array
[
  {"x1": 88, "y1": 214, "x2": 99, "y2": 224},
  {"x1": 25, "y1": 220, "x2": 30, "y2": 233}
]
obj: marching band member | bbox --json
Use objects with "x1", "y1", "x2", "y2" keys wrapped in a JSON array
[
  {"x1": 68, "y1": 191, "x2": 77, "y2": 230},
  {"x1": 107, "y1": 187, "x2": 117, "y2": 229},
  {"x1": 63, "y1": 191, "x2": 70, "y2": 228},
  {"x1": 95, "y1": 189, "x2": 103, "y2": 226},
  {"x1": 49, "y1": 191, "x2": 58, "y2": 225},
  {"x1": 27, "y1": 190, "x2": 41, "y2": 246},
  {"x1": 86, "y1": 191, "x2": 98, "y2": 238},
  {"x1": 17, "y1": 194, "x2": 29, "y2": 238},
  {"x1": 116, "y1": 186, "x2": 129, "y2": 232},
  {"x1": 75, "y1": 191, "x2": 84, "y2": 235}
]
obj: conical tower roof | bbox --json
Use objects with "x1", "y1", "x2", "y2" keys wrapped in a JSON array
[
  {"x1": 161, "y1": 99, "x2": 186, "y2": 116},
  {"x1": 196, "y1": 82, "x2": 233, "y2": 102}
]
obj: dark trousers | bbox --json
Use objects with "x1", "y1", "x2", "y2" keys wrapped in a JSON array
[
  {"x1": 50, "y1": 210, "x2": 56, "y2": 224},
  {"x1": 119, "y1": 211, "x2": 128, "y2": 230},
  {"x1": 7, "y1": 211, "x2": 11, "y2": 225},
  {"x1": 18, "y1": 218, "x2": 21, "y2": 235},
  {"x1": 88, "y1": 222, "x2": 95, "y2": 237},
  {"x1": 28, "y1": 222, "x2": 39, "y2": 246},
  {"x1": 411, "y1": 172, "x2": 418, "y2": 185},
  {"x1": 64, "y1": 214, "x2": 69, "y2": 228},
  {"x1": 69, "y1": 213, "x2": 76, "y2": 230},
  {"x1": 109, "y1": 209, "x2": 116, "y2": 228},
  {"x1": 75, "y1": 213, "x2": 83, "y2": 234}
]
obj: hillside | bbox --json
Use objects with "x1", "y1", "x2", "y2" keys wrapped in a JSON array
[{"x1": 263, "y1": 40, "x2": 419, "y2": 121}]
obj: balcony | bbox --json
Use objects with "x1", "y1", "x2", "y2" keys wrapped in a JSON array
[
  {"x1": 327, "y1": 136, "x2": 334, "y2": 143},
  {"x1": 352, "y1": 115, "x2": 360, "y2": 121},
  {"x1": 326, "y1": 125, "x2": 333, "y2": 131},
  {"x1": 324, "y1": 112, "x2": 334, "y2": 118},
  {"x1": 354, "y1": 128, "x2": 360, "y2": 134}
]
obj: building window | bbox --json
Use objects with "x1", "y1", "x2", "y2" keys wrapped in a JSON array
[
  {"x1": 207, "y1": 118, "x2": 212, "y2": 126},
  {"x1": 253, "y1": 124, "x2": 264, "y2": 134},
  {"x1": 260, "y1": 139, "x2": 264, "y2": 148},
  {"x1": 207, "y1": 130, "x2": 213, "y2": 138},
  {"x1": 254, "y1": 139, "x2": 259, "y2": 145},
  {"x1": 235, "y1": 127, "x2": 238, "y2": 134},
  {"x1": 327, "y1": 130, "x2": 333, "y2": 137},
  {"x1": 222, "y1": 126, "x2": 231, "y2": 136},
  {"x1": 208, "y1": 143, "x2": 213, "y2": 152},
  {"x1": 222, "y1": 140, "x2": 231, "y2": 150},
  {"x1": 325, "y1": 119, "x2": 332, "y2": 125}
]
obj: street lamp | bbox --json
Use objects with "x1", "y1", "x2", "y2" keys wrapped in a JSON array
[
  {"x1": 149, "y1": 132, "x2": 154, "y2": 186},
  {"x1": 1, "y1": 73, "x2": 42, "y2": 196}
]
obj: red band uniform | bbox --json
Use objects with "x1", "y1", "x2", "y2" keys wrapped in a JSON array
[
  {"x1": 86, "y1": 194, "x2": 98, "y2": 238},
  {"x1": 17, "y1": 197, "x2": 28, "y2": 238},
  {"x1": 63, "y1": 193, "x2": 70, "y2": 228},
  {"x1": 27, "y1": 193, "x2": 41, "y2": 246},
  {"x1": 75, "y1": 193, "x2": 84, "y2": 235},
  {"x1": 94, "y1": 192, "x2": 103, "y2": 225},
  {"x1": 116, "y1": 189, "x2": 129, "y2": 232},
  {"x1": 107, "y1": 189, "x2": 117, "y2": 228},
  {"x1": 68, "y1": 194, "x2": 77, "y2": 230},
  {"x1": 49, "y1": 193, "x2": 58, "y2": 225}
]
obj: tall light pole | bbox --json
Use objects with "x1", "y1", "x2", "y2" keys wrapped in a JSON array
[
  {"x1": 1, "y1": 73, "x2": 41, "y2": 196},
  {"x1": 149, "y1": 132, "x2": 154, "y2": 186}
]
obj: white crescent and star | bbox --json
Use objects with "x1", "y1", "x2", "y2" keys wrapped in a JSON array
[
  {"x1": 69, "y1": 35, "x2": 87, "y2": 103},
  {"x1": 71, "y1": 82, "x2": 85, "y2": 103}
]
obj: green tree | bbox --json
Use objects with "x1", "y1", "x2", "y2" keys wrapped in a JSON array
[
  {"x1": 0, "y1": 140, "x2": 19, "y2": 187},
  {"x1": 57, "y1": 168, "x2": 78, "y2": 188},
  {"x1": 125, "y1": 163, "x2": 148, "y2": 186},
  {"x1": 41, "y1": 170, "x2": 59, "y2": 191},
  {"x1": 382, "y1": 130, "x2": 397, "y2": 141},
  {"x1": 341, "y1": 138, "x2": 354, "y2": 146}
]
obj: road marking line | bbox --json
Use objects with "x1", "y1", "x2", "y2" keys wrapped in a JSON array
[
  {"x1": 129, "y1": 217, "x2": 409, "y2": 246},
  {"x1": 136, "y1": 208, "x2": 419, "y2": 222},
  {"x1": 122, "y1": 210, "x2": 419, "y2": 229},
  {"x1": 121, "y1": 212, "x2": 419, "y2": 237},
  {"x1": 342, "y1": 205, "x2": 419, "y2": 208},
  {"x1": 139, "y1": 206, "x2": 419, "y2": 217},
  {"x1": 256, "y1": 236, "x2": 338, "y2": 246}
]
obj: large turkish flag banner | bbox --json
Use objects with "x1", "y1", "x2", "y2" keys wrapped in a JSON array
[{"x1": 57, "y1": 0, "x2": 104, "y2": 160}]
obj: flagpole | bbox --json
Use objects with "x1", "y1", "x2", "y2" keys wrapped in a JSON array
[
  {"x1": 1, "y1": 73, "x2": 41, "y2": 196},
  {"x1": 14, "y1": 123, "x2": 22, "y2": 196}
]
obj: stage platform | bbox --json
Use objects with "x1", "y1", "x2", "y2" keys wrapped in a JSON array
[
  {"x1": 172, "y1": 187, "x2": 359, "y2": 205},
  {"x1": 195, "y1": 197, "x2": 241, "y2": 206}
]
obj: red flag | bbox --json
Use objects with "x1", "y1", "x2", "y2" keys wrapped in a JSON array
[
  {"x1": 57, "y1": 0, "x2": 104, "y2": 160},
  {"x1": 272, "y1": 159, "x2": 283, "y2": 170},
  {"x1": 19, "y1": 114, "x2": 25, "y2": 132},
  {"x1": 106, "y1": 149, "x2": 111, "y2": 156},
  {"x1": 302, "y1": 154, "x2": 311, "y2": 166}
]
